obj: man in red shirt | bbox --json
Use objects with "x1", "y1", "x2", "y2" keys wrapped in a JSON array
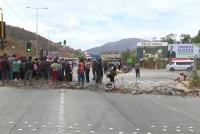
[{"x1": 78, "y1": 58, "x2": 85, "y2": 88}]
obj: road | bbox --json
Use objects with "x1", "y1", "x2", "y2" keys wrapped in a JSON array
[
  {"x1": 0, "y1": 87, "x2": 200, "y2": 134},
  {"x1": 73, "y1": 68, "x2": 184, "y2": 86},
  {"x1": 114, "y1": 69, "x2": 182, "y2": 86}
]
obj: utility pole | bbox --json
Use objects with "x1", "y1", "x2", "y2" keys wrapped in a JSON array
[
  {"x1": 27, "y1": 6, "x2": 48, "y2": 57},
  {"x1": 0, "y1": 8, "x2": 5, "y2": 51}
]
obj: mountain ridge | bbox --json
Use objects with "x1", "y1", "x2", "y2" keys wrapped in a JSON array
[
  {"x1": 1, "y1": 25, "x2": 81, "y2": 57},
  {"x1": 86, "y1": 38, "x2": 147, "y2": 55}
]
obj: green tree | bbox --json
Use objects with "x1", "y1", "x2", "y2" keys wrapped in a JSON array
[
  {"x1": 120, "y1": 49, "x2": 136, "y2": 65},
  {"x1": 180, "y1": 34, "x2": 191, "y2": 43},
  {"x1": 161, "y1": 33, "x2": 177, "y2": 44},
  {"x1": 192, "y1": 30, "x2": 200, "y2": 43}
]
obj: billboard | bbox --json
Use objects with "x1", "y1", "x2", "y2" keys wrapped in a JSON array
[
  {"x1": 168, "y1": 44, "x2": 200, "y2": 58},
  {"x1": 137, "y1": 42, "x2": 168, "y2": 61}
]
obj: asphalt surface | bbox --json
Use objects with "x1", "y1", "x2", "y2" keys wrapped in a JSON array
[
  {"x1": 73, "y1": 68, "x2": 183, "y2": 86},
  {"x1": 114, "y1": 69, "x2": 183, "y2": 86},
  {"x1": 0, "y1": 87, "x2": 200, "y2": 134}
]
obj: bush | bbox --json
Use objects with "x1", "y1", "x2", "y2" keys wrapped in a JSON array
[{"x1": 189, "y1": 71, "x2": 200, "y2": 88}]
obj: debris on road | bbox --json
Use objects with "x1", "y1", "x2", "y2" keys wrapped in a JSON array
[
  {"x1": 0, "y1": 79, "x2": 199, "y2": 97},
  {"x1": 111, "y1": 81, "x2": 200, "y2": 97}
]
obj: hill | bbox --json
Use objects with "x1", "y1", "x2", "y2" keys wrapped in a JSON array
[
  {"x1": 86, "y1": 38, "x2": 147, "y2": 55},
  {"x1": 0, "y1": 25, "x2": 82, "y2": 57}
]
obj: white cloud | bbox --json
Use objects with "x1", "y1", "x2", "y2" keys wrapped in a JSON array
[
  {"x1": 64, "y1": 19, "x2": 80, "y2": 29},
  {"x1": 1, "y1": 0, "x2": 200, "y2": 50}
]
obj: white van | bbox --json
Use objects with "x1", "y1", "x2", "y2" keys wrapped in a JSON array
[{"x1": 166, "y1": 60, "x2": 194, "y2": 71}]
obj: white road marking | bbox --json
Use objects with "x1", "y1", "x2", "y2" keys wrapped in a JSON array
[
  {"x1": 176, "y1": 126, "x2": 181, "y2": 129},
  {"x1": 189, "y1": 129, "x2": 194, "y2": 132},
  {"x1": 69, "y1": 126, "x2": 74, "y2": 129},
  {"x1": 32, "y1": 129, "x2": 37, "y2": 131},
  {"x1": 58, "y1": 89, "x2": 65, "y2": 133},
  {"x1": 74, "y1": 123, "x2": 79, "y2": 126},
  {"x1": 75, "y1": 130, "x2": 81, "y2": 133},
  {"x1": 163, "y1": 129, "x2": 167, "y2": 131}
]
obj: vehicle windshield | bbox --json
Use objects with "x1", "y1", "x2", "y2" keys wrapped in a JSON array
[{"x1": 0, "y1": 0, "x2": 200, "y2": 133}]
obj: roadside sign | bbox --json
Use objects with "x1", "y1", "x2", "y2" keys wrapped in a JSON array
[{"x1": 127, "y1": 58, "x2": 132, "y2": 64}]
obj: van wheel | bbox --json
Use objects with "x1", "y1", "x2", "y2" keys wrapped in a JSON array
[
  {"x1": 187, "y1": 67, "x2": 191, "y2": 72},
  {"x1": 170, "y1": 68, "x2": 174, "y2": 71}
]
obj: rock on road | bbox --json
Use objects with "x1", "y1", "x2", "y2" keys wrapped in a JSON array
[{"x1": 0, "y1": 87, "x2": 200, "y2": 134}]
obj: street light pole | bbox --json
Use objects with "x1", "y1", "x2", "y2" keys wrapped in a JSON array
[
  {"x1": 0, "y1": 8, "x2": 4, "y2": 50},
  {"x1": 36, "y1": 8, "x2": 38, "y2": 57},
  {"x1": 27, "y1": 6, "x2": 48, "y2": 57}
]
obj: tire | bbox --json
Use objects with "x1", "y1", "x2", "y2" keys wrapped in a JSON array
[
  {"x1": 187, "y1": 67, "x2": 191, "y2": 72},
  {"x1": 170, "y1": 68, "x2": 174, "y2": 71}
]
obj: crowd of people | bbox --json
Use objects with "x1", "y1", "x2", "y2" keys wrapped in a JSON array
[{"x1": 0, "y1": 54, "x2": 120, "y2": 87}]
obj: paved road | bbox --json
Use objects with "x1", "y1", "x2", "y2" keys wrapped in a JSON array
[
  {"x1": 114, "y1": 69, "x2": 183, "y2": 86},
  {"x1": 73, "y1": 68, "x2": 183, "y2": 86},
  {"x1": 0, "y1": 87, "x2": 200, "y2": 134}
]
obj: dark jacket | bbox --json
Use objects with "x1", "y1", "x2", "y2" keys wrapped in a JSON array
[
  {"x1": 96, "y1": 61, "x2": 103, "y2": 76},
  {"x1": 25, "y1": 60, "x2": 34, "y2": 72}
]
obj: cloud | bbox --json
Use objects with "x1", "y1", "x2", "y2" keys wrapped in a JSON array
[
  {"x1": 64, "y1": 19, "x2": 80, "y2": 30},
  {"x1": 1, "y1": 0, "x2": 200, "y2": 50}
]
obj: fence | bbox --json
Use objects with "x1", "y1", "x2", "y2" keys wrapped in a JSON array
[{"x1": 140, "y1": 59, "x2": 169, "y2": 69}]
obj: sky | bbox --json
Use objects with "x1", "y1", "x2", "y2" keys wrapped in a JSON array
[{"x1": 0, "y1": 0, "x2": 200, "y2": 50}]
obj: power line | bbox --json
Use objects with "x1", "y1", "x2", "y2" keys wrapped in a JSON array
[{"x1": 2, "y1": 0, "x2": 26, "y2": 24}]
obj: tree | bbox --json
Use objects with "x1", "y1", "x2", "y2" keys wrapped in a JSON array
[
  {"x1": 180, "y1": 34, "x2": 191, "y2": 43},
  {"x1": 192, "y1": 30, "x2": 200, "y2": 43},
  {"x1": 120, "y1": 49, "x2": 136, "y2": 65},
  {"x1": 161, "y1": 33, "x2": 177, "y2": 44}
]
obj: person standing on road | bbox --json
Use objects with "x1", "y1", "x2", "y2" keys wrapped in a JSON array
[
  {"x1": 0, "y1": 56, "x2": 3, "y2": 81},
  {"x1": 38, "y1": 57, "x2": 49, "y2": 84},
  {"x1": 135, "y1": 62, "x2": 140, "y2": 78},
  {"x1": 51, "y1": 59, "x2": 61, "y2": 81},
  {"x1": 8, "y1": 54, "x2": 16, "y2": 80},
  {"x1": 65, "y1": 60, "x2": 73, "y2": 82},
  {"x1": 24, "y1": 56, "x2": 34, "y2": 86},
  {"x1": 92, "y1": 60, "x2": 96, "y2": 81},
  {"x1": 85, "y1": 59, "x2": 91, "y2": 83},
  {"x1": 78, "y1": 58, "x2": 85, "y2": 87},
  {"x1": 12, "y1": 58, "x2": 21, "y2": 81},
  {"x1": 95, "y1": 59, "x2": 103, "y2": 84},
  {"x1": 33, "y1": 58, "x2": 39, "y2": 80},
  {"x1": 19, "y1": 57, "x2": 26, "y2": 80},
  {"x1": 106, "y1": 65, "x2": 117, "y2": 83},
  {"x1": 103, "y1": 61, "x2": 108, "y2": 74},
  {"x1": 1, "y1": 54, "x2": 10, "y2": 86}
]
